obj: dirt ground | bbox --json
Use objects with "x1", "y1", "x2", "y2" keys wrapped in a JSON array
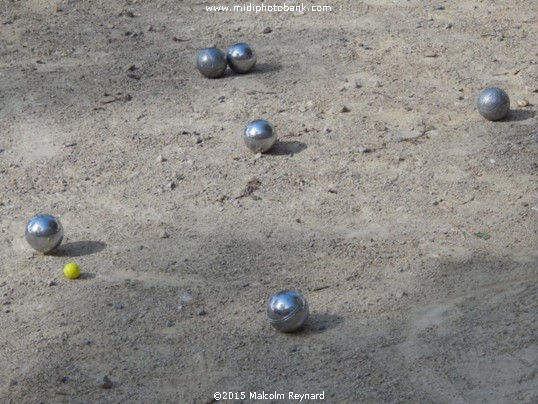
[{"x1": 1, "y1": 0, "x2": 537, "y2": 403}]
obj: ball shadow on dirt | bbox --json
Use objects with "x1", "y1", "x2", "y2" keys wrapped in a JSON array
[
  {"x1": 251, "y1": 62, "x2": 283, "y2": 74},
  {"x1": 52, "y1": 241, "x2": 106, "y2": 257},
  {"x1": 216, "y1": 63, "x2": 282, "y2": 79},
  {"x1": 269, "y1": 140, "x2": 307, "y2": 156},
  {"x1": 504, "y1": 109, "x2": 535, "y2": 122},
  {"x1": 300, "y1": 313, "x2": 344, "y2": 335}
]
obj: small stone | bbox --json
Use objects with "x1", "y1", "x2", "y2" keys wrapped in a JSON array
[
  {"x1": 9, "y1": 379, "x2": 18, "y2": 386},
  {"x1": 121, "y1": 10, "x2": 135, "y2": 18},
  {"x1": 156, "y1": 155, "x2": 166, "y2": 163},
  {"x1": 262, "y1": 27, "x2": 272, "y2": 34},
  {"x1": 62, "y1": 141, "x2": 77, "y2": 148},
  {"x1": 180, "y1": 294, "x2": 194, "y2": 304},
  {"x1": 47, "y1": 280, "x2": 57, "y2": 287},
  {"x1": 166, "y1": 181, "x2": 176, "y2": 190},
  {"x1": 159, "y1": 231, "x2": 170, "y2": 239},
  {"x1": 98, "y1": 375, "x2": 113, "y2": 389},
  {"x1": 357, "y1": 145, "x2": 371, "y2": 153},
  {"x1": 340, "y1": 106, "x2": 350, "y2": 113},
  {"x1": 198, "y1": 309, "x2": 208, "y2": 316},
  {"x1": 517, "y1": 100, "x2": 529, "y2": 107},
  {"x1": 395, "y1": 290, "x2": 407, "y2": 299}
]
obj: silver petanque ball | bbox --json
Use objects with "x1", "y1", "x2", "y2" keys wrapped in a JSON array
[
  {"x1": 477, "y1": 87, "x2": 510, "y2": 121},
  {"x1": 196, "y1": 47, "x2": 227, "y2": 79},
  {"x1": 25, "y1": 214, "x2": 64, "y2": 254},
  {"x1": 243, "y1": 120, "x2": 277, "y2": 153},
  {"x1": 267, "y1": 290, "x2": 309, "y2": 333},
  {"x1": 227, "y1": 43, "x2": 257, "y2": 74}
]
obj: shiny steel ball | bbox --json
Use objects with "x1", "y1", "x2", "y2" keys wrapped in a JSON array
[
  {"x1": 477, "y1": 87, "x2": 510, "y2": 121},
  {"x1": 196, "y1": 47, "x2": 227, "y2": 79},
  {"x1": 25, "y1": 214, "x2": 64, "y2": 254},
  {"x1": 227, "y1": 43, "x2": 257, "y2": 74},
  {"x1": 267, "y1": 290, "x2": 309, "y2": 333},
  {"x1": 243, "y1": 120, "x2": 277, "y2": 153}
]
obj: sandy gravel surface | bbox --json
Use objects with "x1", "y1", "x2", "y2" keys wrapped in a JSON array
[{"x1": 1, "y1": 1, "x2": 537, "y2": 403}]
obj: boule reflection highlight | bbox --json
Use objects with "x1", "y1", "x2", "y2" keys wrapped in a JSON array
[
  {"x1": 477, "y1": 87, "x2": 510, "y2": 121},
  {"x1": 267, "y1": 290, "x2": 309, "y2": 333},
  {"x1": 227, "y1": 43, "x2": 257, "y2": 74},
  {"x1": 243, "y1": 120, "x2": 277, "y2": 153},
  {"x1": 25, "y1": 214, "x2": 64, "y2": 254},
  {"x1": 196, "y1": 47, "x2": 227, "y2": 79}
]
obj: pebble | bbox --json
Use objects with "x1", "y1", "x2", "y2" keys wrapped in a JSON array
[
  {"x1": 395, "y1": 290, "x2": 407, "y2": 299},
  {"x1": 159, "y1": 231, "x2": 170, "y2": 239},
  {"x1": 98, "y1": 375, "x2": 113, "y2": 389},
  {"x1": 180, "y1": 294, "x2": 193, "y2": 304},
  {"x1": 517, "y1": 100, "x2": 529, "y2": 107},
  {"x1": 198, "y1": 309, "x2": 208, "y2": 316},
  {"x1": 166, "y1": 181, "x2": 176, "y2": 190},
  {"x1": 47, "y1": 280, "x2": 57, "y2": 287},
  {"x1": 156, "y1": 155, "x2": 166, "y2": 163},
  {"x1": 340, "y1": 106, "x2": 350, "y2": 113},
  {"x1": 262, "y1": 27, "x2": 272, "y2": 34}
]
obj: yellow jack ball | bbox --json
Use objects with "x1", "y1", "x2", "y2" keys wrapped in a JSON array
[{"x1": 63, "y1": 262, "x2": 80, "y2": 279}]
